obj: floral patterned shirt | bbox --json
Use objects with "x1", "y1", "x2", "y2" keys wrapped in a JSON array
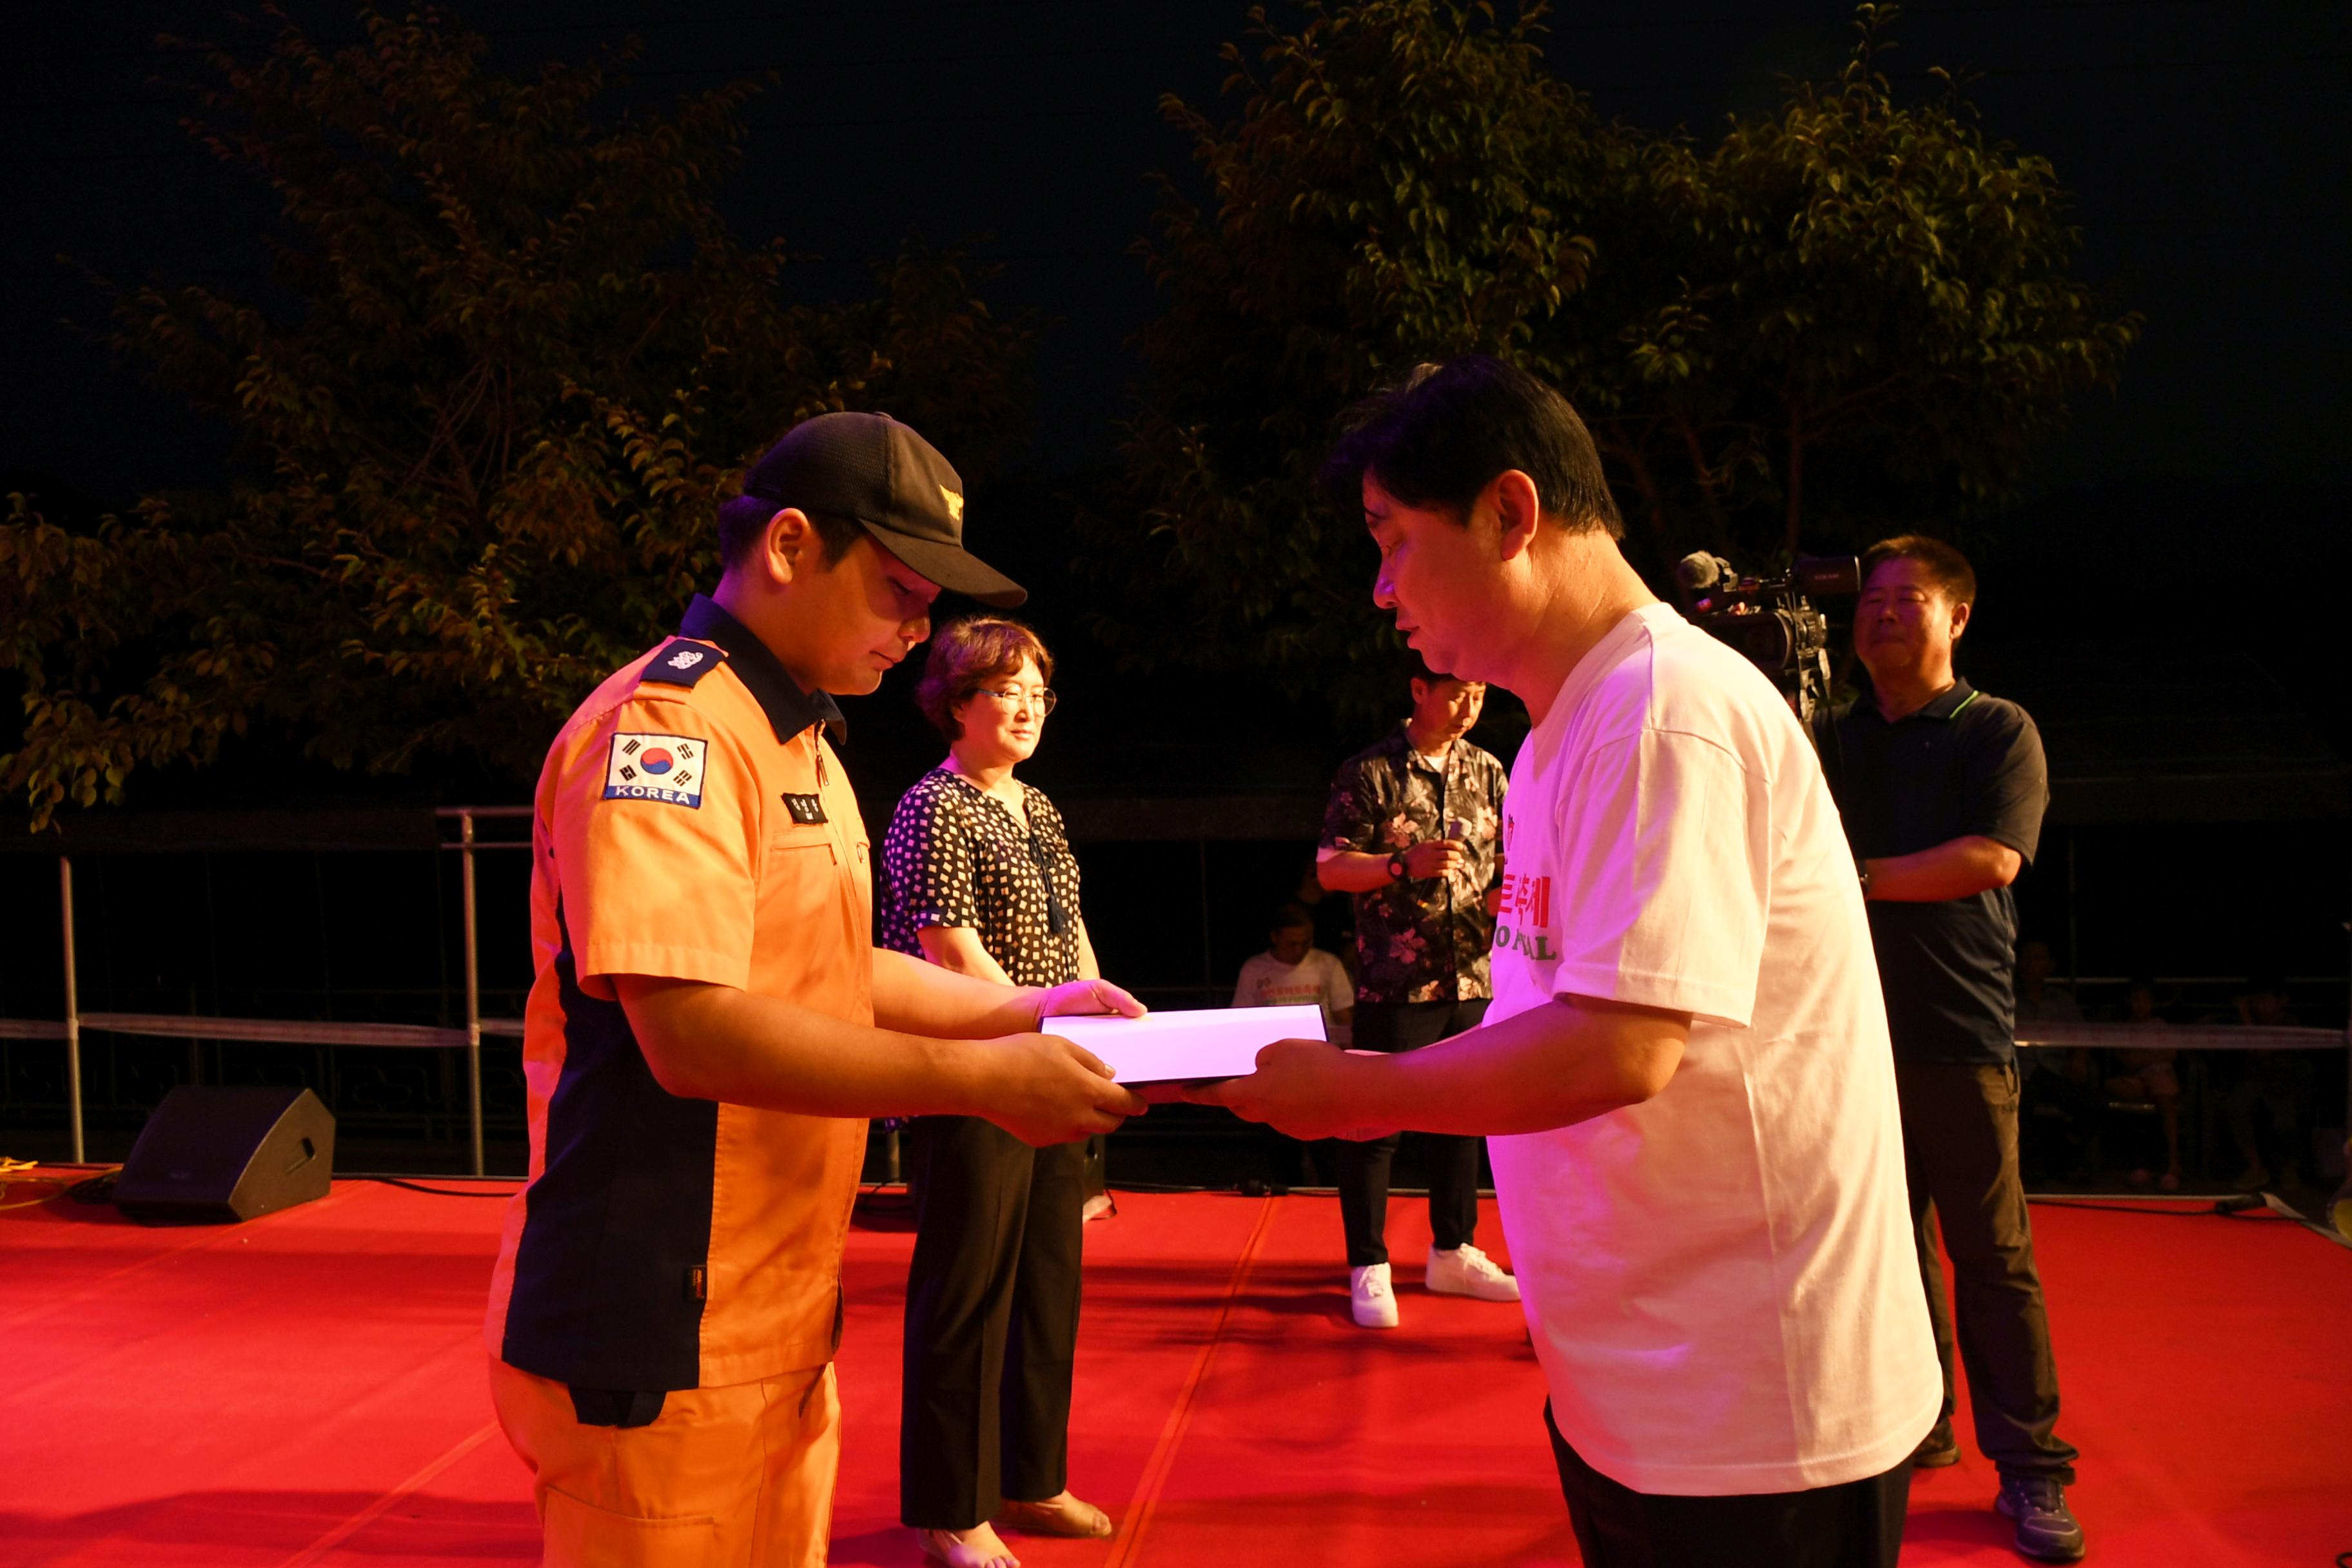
[{"x1": 1320, "y1": 726, "x2": 1507, "y2": 1004}]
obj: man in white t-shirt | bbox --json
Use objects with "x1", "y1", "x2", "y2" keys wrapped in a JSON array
[
  {"x1": 1231, "y1": 902, "x2": 1356, "y2": 1046},
  {"x1": 1191, "y1": 357, "x2": 1939, "y2": 1566}
]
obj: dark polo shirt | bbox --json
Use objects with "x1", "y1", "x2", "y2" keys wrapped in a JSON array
[{"x1": 1820, "y1": 679, "x2": 2048, "y2": 1064}]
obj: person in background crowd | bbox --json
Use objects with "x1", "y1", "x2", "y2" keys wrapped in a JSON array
[
  {"x1": 1315, "y1": 655, "x2": 1518, "y2": 1328},
  {"x1": 2013, "y1": 940, "x2": 2082, "y2": 1034},
  {"x1": 2013, "y1": 940, "x2": 2099, "y2": 1184},
  {"x1": 2110, "y1": 979, "x2": 2182, "y2": 1191},
  {"x1": 1824, "y1": 535, "x2": 2086, "y2": 1562},
  {"x1": 2227, "y1": 975, "x2": 2311, "y2": 1192},
  {"x1": 879, "y1": 617, "x2": 1118, "y2": 1568},
  {"x1": 1292, "y1": 857, "x2": 1358, "y2": 990},
  {"x1": 1233, "y1": 900, "x2": 1355, "y2": 1046}
]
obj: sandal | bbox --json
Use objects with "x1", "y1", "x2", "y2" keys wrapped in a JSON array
[
  {"x1": 998, "y1": 1492, "x2": 1116, "y2": 1540},
  {"x1": 917, "y1": 1527, "x2": 1021, "y2": 1568}
]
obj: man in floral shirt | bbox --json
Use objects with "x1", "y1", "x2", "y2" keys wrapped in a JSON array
[{"x1": 1315, "y1": 658, "x2": 1519, "y2": 1328}]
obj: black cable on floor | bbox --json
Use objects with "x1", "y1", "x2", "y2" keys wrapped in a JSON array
[
  {"x1": 68, "y1": 1172, "x2": 121, "y2": 1204},
  {"x1": 362, "y1": 1175, "x2": 521, "y2": 1198},
  {"x1": 2027, "y1": 1196, "x2": 2284, "y2": 1219}
]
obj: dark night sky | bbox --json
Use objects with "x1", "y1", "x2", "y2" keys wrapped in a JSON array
[
  {"x1": 6, "y1": 0, "x2": 2347, "y2": 502},
  {"x1": 4, "y1": 3, "x2": 2348, "y2": 987},
  {"x1": 5, "y1": 0, "x2": 2349, "y2": 814}
]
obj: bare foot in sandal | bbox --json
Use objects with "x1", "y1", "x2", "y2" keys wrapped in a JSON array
[{"x1": 917, "y1": 1524, "x2": 1020, "y2": 1568}]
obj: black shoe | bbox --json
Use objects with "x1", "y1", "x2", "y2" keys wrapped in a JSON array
[
  {"x1": 1996, "y1": 1471, "x2": 2086, "y2": 1562},
  {"x1": 1911, "y1": 1422, "x2": 1961, "y2": 1468}
]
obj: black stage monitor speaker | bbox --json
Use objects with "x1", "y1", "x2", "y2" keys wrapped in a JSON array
[{"x1": 114, "y1": 1084, "x2": 336, "y2": 1224}]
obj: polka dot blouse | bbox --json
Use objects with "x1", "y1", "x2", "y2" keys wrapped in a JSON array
[{"x1": 877, "y1": 767, "x2": 1085, "y2": 988}]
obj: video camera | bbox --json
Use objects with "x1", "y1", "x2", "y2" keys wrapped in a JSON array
[{"x1": 1676, "y1": 552, "x2": 1861, "y2": 723}]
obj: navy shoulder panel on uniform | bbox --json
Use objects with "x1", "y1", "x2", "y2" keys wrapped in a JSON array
[{"x1": 638, "y1": 638, "x2": 729, "y2": 689}]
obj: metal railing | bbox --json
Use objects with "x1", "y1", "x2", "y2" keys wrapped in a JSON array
[
  {"x1": 8, "y1": 808, "x2": 531, "y2": 1175},
  {"x1": 2015, "y1": 1023, "x2": 2344, "y2": 1052},
  {"x1": 6, "y1": 809, "x2": 2348, "y2": 1182}
]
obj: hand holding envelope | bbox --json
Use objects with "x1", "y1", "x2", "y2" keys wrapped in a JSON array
[
  {"x1": 1179, "y1": 1039, "x2": 1403, "y2": 1143},
  {"x1": 1040, "y1": 1005, "x2": 1400, "y2": 1142}
]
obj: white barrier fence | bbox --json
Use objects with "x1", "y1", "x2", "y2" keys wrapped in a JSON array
[
  {"x1": 5, "y1": 809, "x2": 2347, "y2": 1180},
  {"x1": 5, "y1": 808, "x2": 529, "y2": 1175},
  {"x1": 2015, "y1": 1023, "x2": 2342, "y2": 1052}
]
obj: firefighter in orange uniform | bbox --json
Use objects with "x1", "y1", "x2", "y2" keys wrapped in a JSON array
[{"x1": 484, "y1": 412, "x2": 1145, "y2": 1566}]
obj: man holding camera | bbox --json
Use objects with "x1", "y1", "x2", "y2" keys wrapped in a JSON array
[
  {"x1": 1822, "y1": 536, "x2": 2084, "y2": 1563},
  {"x1": 1314, "y1": 658, "x2": 1518, "y2": 1328},
  {"x1": 1199, "y1": 357, "x2": 1937, "y2": 1567}
]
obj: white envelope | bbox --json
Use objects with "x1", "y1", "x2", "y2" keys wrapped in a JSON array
[{"x1": 1040, "y1": 1004, "x2": 1328, "y2": 1085}]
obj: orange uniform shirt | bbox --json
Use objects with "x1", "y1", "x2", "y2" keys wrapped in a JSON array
[{"x1": 485, "y1": 595, "x2": 872, "y2": 1392}]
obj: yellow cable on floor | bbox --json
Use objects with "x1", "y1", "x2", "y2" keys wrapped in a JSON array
[{"x1": 0, "y1": 1161, "x2": 121, "y2": 1212}]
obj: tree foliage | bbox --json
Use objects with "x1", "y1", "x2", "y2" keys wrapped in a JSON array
[
  {"x1": 1093, "y1": 0, "x2": 1607, "y2": 706},
  {"x1": 2, "y1": 9, "x2": 1028, "y2": 828},
  {"x1": 1586, "y1": 8, "x2": 2139, "y2": 558},
  {"x1": 1099, "y1": 0, "x2": 2137, "y2": 718}
]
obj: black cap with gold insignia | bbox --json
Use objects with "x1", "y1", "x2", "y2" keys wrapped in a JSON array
[{"x1": 740, "y1": 411, "x2": 1026, "y2": 608}]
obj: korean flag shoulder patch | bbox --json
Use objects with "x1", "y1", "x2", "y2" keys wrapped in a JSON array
[
  {"x1": 640, "y1": 638, "x2": 728, "y2": 689},
  {"x1": 605, "y1": 732, "x2": 710, "y2": 808}
]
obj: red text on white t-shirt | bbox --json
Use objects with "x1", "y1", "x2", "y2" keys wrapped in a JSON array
[{"x1": 1492, "y1": 842, "x2": 1556, "y2": 961}]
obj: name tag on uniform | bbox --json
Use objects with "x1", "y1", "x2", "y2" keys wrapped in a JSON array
[
  {"x1": 781, "y1": 792, "x2": 827, "y2": 825},
  {"x1": 605, "y1": 733, "x2": 707, "y2": 808}
]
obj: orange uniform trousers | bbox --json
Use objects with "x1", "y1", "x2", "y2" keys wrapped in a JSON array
[{"x1": 489, "y1": 1357, "x2": 841, "y2": 1567}]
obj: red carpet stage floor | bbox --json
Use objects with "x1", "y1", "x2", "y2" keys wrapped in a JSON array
[{"x1": 2, "y1": 1175, "x2": 2346, "y2": 1566}]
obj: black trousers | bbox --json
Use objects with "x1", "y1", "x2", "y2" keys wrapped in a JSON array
[
  {"x1": 1547, "y1": 1404, "x2": 1911, "y2": 1568},
  {"x1": 1330, "y1": 997, "x2": 1487, "y2": 1269},
  {"x1": 900, "y1": 1115, "x2": 1086, "y2": 1529},
  {"x1": 1896, "y1": 1060, "x2": 2079, "y2": 1482}
]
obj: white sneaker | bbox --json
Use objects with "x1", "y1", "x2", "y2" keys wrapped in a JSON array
[
  {"x1": 1349, "y1": 1262, "x2": 1400, "y2": 1329},
  {"x1": 1426, "y1": 1243, "x2": 1520, "y2": 1302}
]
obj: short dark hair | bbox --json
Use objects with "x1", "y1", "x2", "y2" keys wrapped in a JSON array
[
  {"x1": 715, "y1": 495, "x2": 865, "y2": 569},
  {"x1": 1407, "y1": 652, "x2": 1458, "y2": 687},
  {"x1": 1862, "y1": 534, "x2": 1977, "y2": 610},
  {"x1": 1270, "y1": 900, "x2": 1315, "y2": 934},
  {"x1": 914, "y1": 616, "x2": 1054, "y2": 742},
  {"x1": 1320, "y1": 356, "x2": 1623, "y2": 538}
]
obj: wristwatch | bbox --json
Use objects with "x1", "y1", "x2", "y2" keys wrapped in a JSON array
[{"x1": 1387, "y1": 852, "x2": 1409, "y2": 882}]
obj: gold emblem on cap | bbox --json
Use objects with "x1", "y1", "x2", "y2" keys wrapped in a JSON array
[{"x1": 939, "y1": 485, "x2": 965, "y2": 524}]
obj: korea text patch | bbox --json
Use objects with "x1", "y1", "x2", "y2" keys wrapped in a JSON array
[{"x1": 605, "y1": 732, "x2": 710, "y2": 808}]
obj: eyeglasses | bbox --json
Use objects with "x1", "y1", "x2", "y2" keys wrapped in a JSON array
[{"x1": 973, "y1": 685, "x2": 1058, "y2": 716}]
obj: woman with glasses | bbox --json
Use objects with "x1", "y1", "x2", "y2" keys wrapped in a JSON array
[{"x1": 879, "y1": 616, "x2": 1112, "y2": 1568}]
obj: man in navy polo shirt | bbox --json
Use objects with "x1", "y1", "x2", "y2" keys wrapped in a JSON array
[{"x1": 1822, "y1": 536, "x2": 2084, "y2": 1564}]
